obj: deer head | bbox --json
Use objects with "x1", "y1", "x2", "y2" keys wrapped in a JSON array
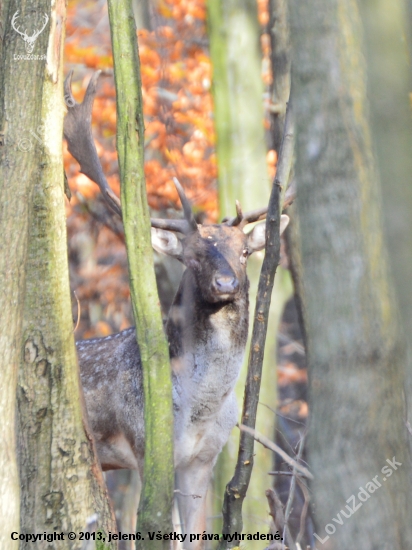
[
  {"x1": 63, "y1": 71, "x2": 291, "y2": 305},
  {"x1": 150, "y1": 181, "x2": 289, "y2": 304}
]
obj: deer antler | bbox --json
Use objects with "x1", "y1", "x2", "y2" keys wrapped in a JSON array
[
  {"x1": 224, "y1": 205, "x2": 268, "y2": 228},
  {"x1": 224, "y1": 181, "x2": 296, "y2": 228},
  {"x1": 150, "y1": 178, "x2": 199, "y2": 234},
  {"x1": 63, "y1": 71, "x2": 122, "y2": 217},
  {"x1": 64, "y1": 72, "x2": 199, "y2": 233}
]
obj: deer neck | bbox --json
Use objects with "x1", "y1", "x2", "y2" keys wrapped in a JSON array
[{"x1": 166, "y1": 269, "x2": 249, "y2": 413}]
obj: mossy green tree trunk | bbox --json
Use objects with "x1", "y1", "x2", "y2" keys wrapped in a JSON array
[
  {"x1": 11, "y1": 1, "x2": 117, "y2": 547},
  {"x1": 207, "y1": 0, "x2": 292, "y2": 536},
  {"x1": 106, "y1": 0, "x2": 174, "y2": 546},
  {"x1": 289, "y1": 0, "x2": 412, "y2": 546}
]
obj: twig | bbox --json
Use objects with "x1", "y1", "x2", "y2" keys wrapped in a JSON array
[
  {"x1": 266, "y1": 488, "x2": 296, "y2": 550},
  {"x1": 275, "y1": 103, "x2": 295, "y2": 209},
  {"x1": 268, "y1": 0, "x2": 291, "y2": 154},
  {"x1": 237, "y1": 424, "x2": 313, "y2": 480},
  {"x1": 277, "y1": 330, "x2": 304, "y2": 354},
  {"x1": 260, "y1": 401, "x2": 307, "y2": 426},
  {"x1": 268, "y1": 470, "x2": 306, "y2": 477},
  {"x1": 174, "y1": 490, "x2": 201, "y2": 499},
  {"x1": 218, "y1": 99, "x2": 295, "y2": 549},
  {"x1": 73, "y1": 291, "x2": 81, "y2": 333},
  {"x1": 282, "y1": 179, "x2": 296, "y2": 210},
  {"x1": 283, "y1": 435, "x2": 305, "y2": 546},
  {"x1": 295, "y1": 477, "x2": 310, "y2": 547}
]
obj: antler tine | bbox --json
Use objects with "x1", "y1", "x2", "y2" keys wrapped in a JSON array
[
  {"x1": 235, "y1": 200, "x2": 243, "y2": 220},
  {"x1": 238, "y1": 206, "x2": 268, "y2": 228},
  {"x1": 224, "y1": 200, "x2": 243, "y2": 226},
  {"x1": 63, "y1": 71, "x2": 122, "y2": 218},
  {"x1": 150, "y1": 218, "x2": 193, "y2": 233},
  {"x1": 150, "y1": 179, "x2": 199, "y2": 234},
  {"x1": 64, "y1": 70, "x2": 75, "y2": 107},
  {"x1": 225, "y1": 182, "x2": 296, "y2": 229},
  {"x1": 173, "y1": 177, "x2": 198, "y2": 233},
  {"x1": 226, "y1": 205, "x2": 268, "y2": 228}
]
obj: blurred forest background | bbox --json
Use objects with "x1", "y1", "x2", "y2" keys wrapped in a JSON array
[
  {"x1": 1, "y1": 0, "x2": 412, "y2": 546},
  {"x1": 65, "y1": 0, "x2": 278, "y2": 339},
  {"x1": 58, "y1": 0, "x2": 412, "y2": 548},
  {"x1": 64, "y1": 0, "x2": 306, "y2": 546}
]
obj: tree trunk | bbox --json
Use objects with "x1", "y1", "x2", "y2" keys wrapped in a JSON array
[
  {"x1": 289, "y1": 0, "x2": 412, "y2": 547},
  {"x1": 106, "y1": 0, "x2": 174, "y2": 546},
  {"x1": 14, "y1": 1, "x2": 117, "y2": 547},
  {"x1": 131, "y1": 0, "x2": 151, "y2": 31},
  {"x1": 207, "y1": 0, "x2": 269, "y2": 212},
  {"x1": 207, "y1": 0, "x2": 292, "y2": 536},
  {"x1": 358, "y1": 0, "x2": 412, "y2": 453},
  {"x1": 0, "y1": 1, "x2": 48, "y2": 545}
]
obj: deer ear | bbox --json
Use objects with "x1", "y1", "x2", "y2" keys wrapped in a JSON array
[
  {"x1": 280, "y1": 214, "x2": 290, "y2": 235},
  {"x1": 247, "y1": 214, "x2": 290, "y2": 253},
  {"x1": 151, "y1": 228, "x2": 183, "y2": 259}
]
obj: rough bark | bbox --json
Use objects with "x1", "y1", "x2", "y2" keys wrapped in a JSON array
[
  {"x1": 15, "y1": 1, "x2": 117, "y2": 547},
  {"x1": 106, "y1": 0, "x2": 174, "y2": 546},
  {"x1": 289, "y1": 0, "x2": 412, "y2": 547},
  {"x1": 0, "y1": 1, "x2": 47, "y2": 545}
]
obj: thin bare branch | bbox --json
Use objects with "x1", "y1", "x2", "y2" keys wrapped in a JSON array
[
  {"x1": 72, "y1": 291, "x2": 81, "y2": 333},
  {"x1": 269, "y1": 471, "x2": 299, "y2": 476},
  {"x1": 283, "y1": 179, "x2": 296, "y2": 209},
  {"x1": 283, "y1": 435, "x2": 305, "y2": 545},
  {"x1": 266, "y1": 488, "x2": 296, "y2": 550},
  {"x1": 218, "y1": 99, "x2": 296, "y2": 548},
  {"x1": 295, "y1": 477, "x2": 310, "y2": 547},
  {"x1": 238, "y1": 424, "x2": 313, "y2": 480},
  {"x1": 173, "y1": 490, "x2": 201, "y2": 500}
]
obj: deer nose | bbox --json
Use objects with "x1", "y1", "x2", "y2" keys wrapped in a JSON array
[{"x1": 213, "y1": 275, "x2": 239, "y2": 295}]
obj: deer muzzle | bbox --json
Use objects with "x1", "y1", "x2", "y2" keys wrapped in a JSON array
[{"x1": 212, "y1": 275, "x2": 239, "y2": 296}]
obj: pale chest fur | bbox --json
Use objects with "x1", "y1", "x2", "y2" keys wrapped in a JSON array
[{"x1": 171, "y1": 305, "x2": 248, "y2": 468}]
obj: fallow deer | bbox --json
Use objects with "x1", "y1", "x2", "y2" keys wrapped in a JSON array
[{"x1": 64, "y1": 72, "x2": 289, "y2": 548}]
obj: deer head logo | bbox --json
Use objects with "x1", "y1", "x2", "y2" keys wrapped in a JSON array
[{"x1": 11, "y1": 11, "x2": 49, "y2": 54}]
